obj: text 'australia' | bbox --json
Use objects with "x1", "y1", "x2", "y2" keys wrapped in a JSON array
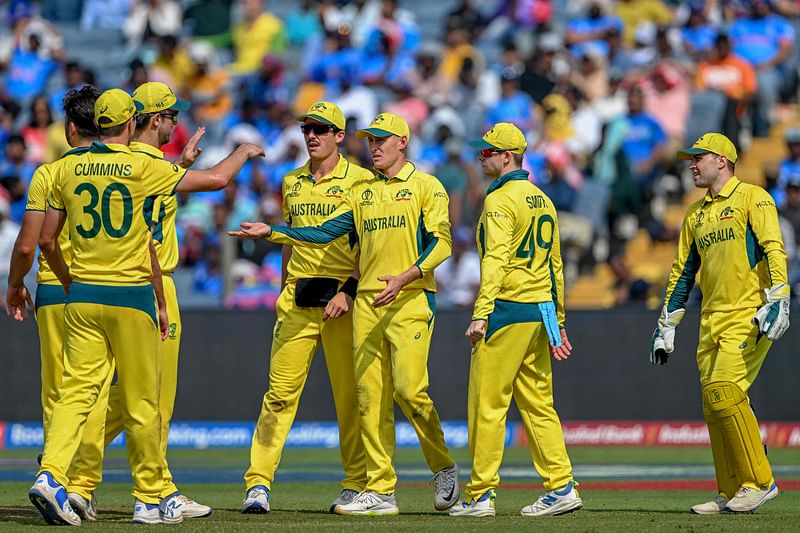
[{"x1": 363, "y1": 215, "x2": 407, "y2": 232}]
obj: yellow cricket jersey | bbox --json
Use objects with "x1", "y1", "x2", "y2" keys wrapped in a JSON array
[
  {"x1": 664, "y1": 177, "x2": 788, "y2": 313},
  {"x1": 269, "y1": 161, "x2": 452, "y2": 293},
  {"x1": 472, "y1": 170, "x2": 565, "y2": 325},
  {"x1": 25, "y1": 147, "x2": 88, "y2": 284},
  {"x1": 282, "y1": 155, "x2": 374, "y2": 284},
  {"x1": 48, "y1": 141, "x2": 186, "y2": 285},
  {"x1": 129, "y1": 141, "x2": 180, "y2": 273}
]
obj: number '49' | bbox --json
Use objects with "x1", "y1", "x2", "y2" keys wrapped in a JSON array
[{"x1": 516, "y1": 214, "x2": 555, "y2": 268}]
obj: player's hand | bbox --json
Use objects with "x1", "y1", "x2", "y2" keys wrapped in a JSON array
[
  {"x1": 238, "y1": 143, "x2": 266, "y2": 159},
  {"x1": 753, "y1": 283, "x2": 791, "y2": 341},
  {"x1": 228, "y1": 222, "x2": 273, "y2": 239},
  {"x1": 158, "y1": 306, "x2": 169, "y2": 341},
  {"x1": 372, "y1": 274, "x2": 405, "y2": 308},
  {"x1": 5, "y1": 284, "x2": 33, "y2": 321},
  {"x1": 324, "y1": 292, "x2": 352, "y2": 320},
  {"x1": 550, "y1": 328, "x2": 572, "y2": 361},
  {"x1": 650, "y1": 305, "x2": 685, "y2": 365},
  {"x1": 465, "y1": 319, "x2": 487, "y2": 346},
  {"x1": 177, "y1": 126, "x2": 205, "y2": 168}
]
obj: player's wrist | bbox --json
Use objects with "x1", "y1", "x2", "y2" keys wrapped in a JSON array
[{"x1": 339, "y1": 276, "x2": 358, "y2": 299}]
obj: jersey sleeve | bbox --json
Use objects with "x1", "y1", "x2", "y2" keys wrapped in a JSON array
[
  {"x1": 25, "y1": 165, "x2": 51, "y2": 211},
  {"x1": 748, "y1": 187, "x2": 788, "y2": 289},
  {"x1": 472, "y1": 194, "x2": 515, "y2": 321},
  {"x1": 269, "y1": 200, "x2": 355, "y2": 247},
  {"x1": 281, "y1": 178, "x2": 291, "y2": 224},
  {"x1": 664, "y1": 209, "x2": 701, "y2": 311},
  {"x1": 47, "y1": 166, "x2": 65, "y2": 211},
  {"x1": 549, "y1": 211, "x2": 566, "y2": 326},
  {"x1": 414, "y1": 177, "x2": 452, "y2": 274},
  {"x1": 143, "y1": 158, "x2": 187, "y2": 197}
]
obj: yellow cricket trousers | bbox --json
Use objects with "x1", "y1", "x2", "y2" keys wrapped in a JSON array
[
  {"x1": 39, "y1": 283, "x2": 164, "y2": 504},
  {"x1": 35, "y1": 284, "x2": 67, "y2": 438},
  {"x1": 68, "y1": 275, "x2": 180, "y2": 499},
  {"x1": 466, "y1": 317, "x2": 573, "y2": 499},
  {"x1": 353, "y1": 289, "x2": 453, "y2": 495},
  {"x1": 245, "y1": 282, "x2": 367, "y2": 491}
]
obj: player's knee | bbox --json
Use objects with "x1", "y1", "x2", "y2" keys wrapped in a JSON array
[{"x1": 702, "y1": 381, "x2": 747, "y2": 417}]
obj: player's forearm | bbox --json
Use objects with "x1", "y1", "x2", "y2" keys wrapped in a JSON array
[
  {"x1": 41, "y1": 244, "x2": 71, "y2": 289},
  {"x1": 281, "y1": 245, "x2": 292, "y2": 289},
  {"x1": 472, "y1": 255, "x2": 508, "y2": 320},
  {"x1": 149, "y1": 241, "x2": 167, "y2": 312},
  {"x1": 270, "y1": 211, "x2": 354, "y2": 247},
  {"x1": 414, "y1": 234, "x2": 452, "y2": 274},
  {"x1": 7, "y1": 243, "x2": 37, "y2": 288}
]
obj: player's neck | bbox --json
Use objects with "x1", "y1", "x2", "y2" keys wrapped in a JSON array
[
  {"x1": 709, "y1": 173, "x2": 734, "y2": 197},
  {"x1": 379, "y1": 157, "x2": 407, "y2": 179},
  {"x1": 309, "y1": 151, "x2": 339, "y2": 180},
  {"x1": 132, "y1": 131, "x2": 160, "y2": 149}
]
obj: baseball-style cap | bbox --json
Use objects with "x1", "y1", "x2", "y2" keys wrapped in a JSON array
[
  {"x1": 677, "y1": 132, "x2": 738, "y2": 163},
  {"x1": 94, "y1": 88, "x2": 136, "y2": 128},
  {"x1": 133, "y1": 81, "x2": 190, "y2": 114},
  {"x1": 356, "y1": 112, "x2": 411, "y2": 140},
  {"x1": 296, "y1": 101, "x2": 345, "y2": 130},
  {"x1": 468, "y1": 122, "x2": 528, "y2": 155}
]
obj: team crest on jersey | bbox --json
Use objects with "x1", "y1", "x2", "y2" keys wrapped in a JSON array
[
  {"x1": 287, "y1": 181, "x2": 302, "y2": 198},
  {"x1": 326, "y1": 185, "x2": 345, "y2": 198},
  {"x1": 694, "y1": 211, "x2": 705, "y2": 228},
  {"x1": 395, "y1": 188, "x2": 412, "y2": 201},
  {"x1": 719, "y1": 206, "x2": 735, "y2": 220},
  {"x1": 168, "y1": 323, "x2": 177, "y2": 339},
  {"x1": 360, "y1": 189, "x2": 375, "y2": 206}
]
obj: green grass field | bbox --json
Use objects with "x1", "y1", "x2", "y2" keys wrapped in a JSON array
[{"x1": 2, "y1": 447, "x2": 799, "y2": 531}]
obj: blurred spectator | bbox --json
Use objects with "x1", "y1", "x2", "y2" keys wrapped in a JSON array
[
  {"x1": 286, "y1": 0, "x2": 323, "y2": 46},
  {"x1": 435, "y1": 138, "x2": 469, "y2": 227},
  {"x1": 21, "y1": 95, "x2": 67, "y2": 164},
  {"x1": 519, "y1": 33, "x2": 562, "y2": 104},
  {"x1": 186, "y1": 40, "x2": 233, "y2": 145},
  {"x1": 440, "y1": 23, "x2": 483, "y2": 85},
  {"x1": 123, "y1": 0, "x2": 183, "y2": 47},
  {"x1": 641, "y1": 64, "x2": 690, "y2": 150},
  {"x1": 693, "y1": 34, "x2": 757, "y2": 148},
  {"x1": 621, "y1": 86, "x2": 667, "y2": 192},
  {"x1": 680, "y1": 5, "x2": 717, "y2": 58},
  {"x1": 434, "y1": 226, "x2": 480, "y2": 308},
  {"x1": 242, "y1": 55, "x2": 290, "y2": 108},
  {"x1": 0, "y1": 134, "x2": 35, "y2": 188},
  {"x1": 385, "y1": 83, "x2": 428, "y2": 136},
  {"x1": 123, "y1": 58, "x2": 150, "y2": 93},
  {"x1": 484, "y1": 0, "x2": 553, "y2": 48},
  {"x1": 562, "y1": 85, "x2": 602, "y2": 160},
  {"x1": 151, "y1": 35, "x2": 194, "y2": 92},
  {"x1": 729, "y1": 0, "x2": 795, "y2": 136},
  {"x1": 615, "y1": 0, "x2": 672, "y2": 46},
  {"x1": 48, "y1": 61, "x2": 91, "y2": 118},
  {"x1": 229, "y1": 0, "x2": 286, "y2": 76},
  {"x1": 628, "y1": 21, "x2": 658, "y2": 69},
  {"x1": 0, "y1": 195, "x2": 20, "y2": 300},
  {"x1": 780, "y1": 176, "x2": 800, "y2": 292},
  {"x1": 446, "y1": 0, "x2": 487, "y2": 41},
  {"x1": 774, "y1": 128, "x2": 800, "y2": 206},
  {"x1": 337, "y1": 70, "x2": 379, "y2": 130},
  {"x1": 566, "y1": 1, "x2": 623, "y2": 59},
  {"x1": 409, "y1": 43, "x2": 451, "y2": 108},
  {"x1": 486, "y1": 71, "x2": 534, "y2": 131},
  {"x1": 571, "y1": 48, "x2": 609, "y2": 103},
  {"x1": 0, "y1": 161, "x2": 31, "y2": 223},
  {"x1": 451, "y1": 57, "x2": 499, "y2": 138},
  {"x1": 4, "y1": 20, "x2": 61, "y2": 104},
  {"x1": 81, "y1": 0, "x2": 131, "y2": 31}
]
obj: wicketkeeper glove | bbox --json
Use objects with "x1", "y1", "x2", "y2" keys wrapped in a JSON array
[
  {"x1": 752, "y1": 284, "x2": 791, "y2": 341},
  {"x1": 650, "y1": 306, "x2": 686, "y2": 366}
]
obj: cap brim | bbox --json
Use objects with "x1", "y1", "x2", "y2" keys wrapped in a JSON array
[
  {"x1": 169, "y1": 98, "x2": 191, "y2": 112},
  {"x1": 467, "y1": 138, "x2": 496, "y2": 150},
  {"x1": 356, "y1": 127, "x2": 396, "y2": 138},
  {"x1": 297, "y1": 113, "x2": 339, "y2": 129},
  {"x1": 134, "y1": 101, "x2": 145, "y2": 112},
  {"x1": 677, "y1": 147, "x2": 710, "y2": 160}
]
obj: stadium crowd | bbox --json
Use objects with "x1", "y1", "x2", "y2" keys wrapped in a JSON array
[{"x1": 2, "y1": 0, "x2": 800, "y2": 309}]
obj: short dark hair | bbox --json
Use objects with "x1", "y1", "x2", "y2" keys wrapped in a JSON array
[
  {"x1": 135, "y1": 112, "x2": 156, "y2": 131},
  {"x1": 99, "y1": 121, "x2": 130, "y2": 138},
  {"x1": 7, "y1": 134, "x2": 25, "y2": 147},
  {"x1": 727, "y1": 160, "x2": 735, "y2": 172},
  {"x1": 63, "y1": 86, "x2": 101, "y2": 139},
  {"x1": 512, "y1": 153, "x2": 524, "y2": 166}
]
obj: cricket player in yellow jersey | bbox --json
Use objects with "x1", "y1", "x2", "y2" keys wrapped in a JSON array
[
  {"x1": 651, "y1": 133, "x2": 789, "y2": 514},
  {"x1": 241, "y1": 102, "x2": 369, "y2": 515},
  {"x1": 449, "y1": 123, "x2": 581, "y2": 518},
  {"x1": 5, "y1": 87, "x2": 100, "y2": 444},
  {"x1": 65, "y1": 81, "x2": 213, "y2": 520},
  {"x1": 231, "y1": 112, "x2": 459, "y2": 515},
  {"x1": 29, "y1": 89, "x2": 264, "y2": 526}
]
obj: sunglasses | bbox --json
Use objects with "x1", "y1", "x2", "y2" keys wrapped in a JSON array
[
  {"x1": 159, "y1": 112, "x2": 178, "y2": 124},
  {"x1": 301, "y1": 123, "x2": 336, "y2": 135},
  {"x1": 480, "y1": 148, "x2": 503, "y2": 158}
]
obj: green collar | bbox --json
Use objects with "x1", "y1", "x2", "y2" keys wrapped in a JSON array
[{"x1": 486, "y1": 169, "x2": 529, "y2": 195}]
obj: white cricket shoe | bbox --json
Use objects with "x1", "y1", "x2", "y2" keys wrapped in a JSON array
[
  {"x1": 449, "y1": 489, "x2": 496, "y2": 517},
  {"x1": 132, "y1": 499, "x2": 183, "y2": 524},
  {"x1": 241, "y1": 485, "x2": 270, "y2": 514},
  {"x1": 68, "y1": 492, "x2": 97, "y2": 521},
  {"x1": 29, "y1": 472, "x2": 81, "y2": 526},
  {"x1": 334, "y1": 490, "x2": 400, "y2": 515},
  {"x1": 162, "y1": 491, "x2": 213, "y2": 518},
  {"x1": 433, "y1": 463, "x2": 460, "y2": 510},
  {"x1": 724, "y1": 483, "x2": 779, "y2": 513},
  {"x1": 690, "y1": 495, "x2": 727, "y2": 514},
  {"x1": 329, "y1": 488, "x2": 359, "y2": 513},
  {"x1": 520, "y1": 480, "x2": 583, "y2": 516}
]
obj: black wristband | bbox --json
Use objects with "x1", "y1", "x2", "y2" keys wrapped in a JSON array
[{"x1": 340, "y1": 276, "x2": 358, "y2": 298}]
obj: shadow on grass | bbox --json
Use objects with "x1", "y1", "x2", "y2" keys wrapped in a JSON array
[{"x1": 0, "y1": 505, "x2": 51, "y2": 526}]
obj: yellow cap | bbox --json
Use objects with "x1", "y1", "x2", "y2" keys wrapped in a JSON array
[
  {"x1": 94, "y1": 88, "x2": 136, "y2": 128},
  {"x1": 296, "y1": 101, "x2": 345, "y2": 130},
  {"x1": 677, "y1": 132, "x2": 738, "y2": 163},
  {"x1": 468, "y1": 122, "x2": 527, "y2": 155},
  {"x1": 132, "y1": 81, "x2": 190, "y2": 114},
  {"x1": 356, "y1": 112, "x2": 410, "y2": 141}
]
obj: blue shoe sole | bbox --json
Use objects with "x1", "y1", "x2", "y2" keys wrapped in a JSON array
[{"x1": 29, "y1": 489, "x2": 63, "y2": 525}]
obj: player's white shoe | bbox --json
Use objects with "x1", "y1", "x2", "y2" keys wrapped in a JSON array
[
  {"x1": 449, "y1": 489, "x2": 496, "y2": 517},
  {"x1": 162, "y1": 491, "x2": 213, "y2": 518},
  {"x1": 433, "y1": 463, "x2": 460, "y2": 510},
  {"x1": 520, "y1": 481, "x2": 583, "y2": 516},
  {"x1": 68, "y1": 492, "x2": 97, "y2": 521},
  {"x1": 724, "y1": 483, "x2": 779, "y2": 513},
  {"x1": 241, "y1": 485, "x2": 270, "y2": 514},
  {"x1": 29, "y1": 472, "x2": 81, "y2": 526},
  {"x1": 334, "y1": 491, "x2": 400, "y2": 515},
  {"x1": 329, "y1": 488, "x2": 359, "y2": 513},
  {"x1": 690, "y1": 495, "x2": 727, "y2": 514},
  {"x1": 132, "y1": 499, "x2": 183, "y2": 524}
]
